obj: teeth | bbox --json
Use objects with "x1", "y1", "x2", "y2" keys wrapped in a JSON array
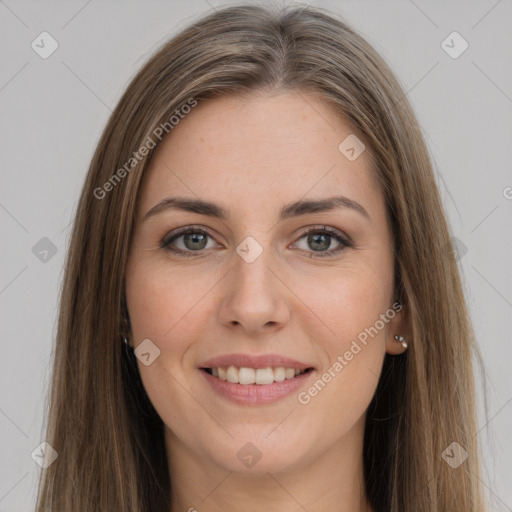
[
  {"x1": 255, "y1": 367, "x2": 274, "y2": 385},
  {"x1": 238, "y1": 367, "x2": 255, "y2": 385},
  {"x1": 226, "y1": 365, "x2": 239, "y2": 384},
  {"x1": 285, "y1": 368, "x2": 295, "y2": 379},
  {"x1": 273, "y1": 367, "x2": 286, "y2": 382},
  {"x1": 209, "y1": 365, "x2": 309, "y2": 385}
]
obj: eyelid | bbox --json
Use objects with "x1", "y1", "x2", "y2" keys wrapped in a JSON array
[
  {"x1": 293, "y1": 224, "x2": 352, "y2": 246},
  {"x1": 161, "y1": 223, "x2": 353, "y2": 257},
  {"x1": 160, "y1": 224, "x2": 218, "y2": 248},
  {"x1": 160, "y1": 225, "x2": 223, "y2": 259},
  {"x1": 290, "y1": 225, "x2": 353, "y2": 258}
]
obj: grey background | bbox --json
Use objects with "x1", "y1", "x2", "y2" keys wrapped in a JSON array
[{"x1": 0, "y1": 0, "x2": 511, "y2": 510}]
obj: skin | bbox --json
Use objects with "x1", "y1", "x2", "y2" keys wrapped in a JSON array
[{"x1": 125, "y1": 89, "x2": 409, "y2": 512}]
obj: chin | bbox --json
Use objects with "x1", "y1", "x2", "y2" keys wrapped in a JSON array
[{"x1": 202, "y1": 430, "x2": 312, "y2": 475}]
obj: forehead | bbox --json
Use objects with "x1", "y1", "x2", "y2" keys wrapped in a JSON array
[{"x1": 137, "y1": 90, "x2": 383, "y2": 221}]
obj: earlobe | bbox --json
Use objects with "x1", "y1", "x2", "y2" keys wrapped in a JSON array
[
  {"x1": 121, "y1": 291, "x2": 132, "y2": 348},
  {"x1": 385, "y1": 300, "x2": 411, "y2": 355},
  {"x1": 394, "y1": 335, "x2": 408, "y2": 349},
  {"x1": 386, "y1": 333, "x2": 409, "y2": 355}
]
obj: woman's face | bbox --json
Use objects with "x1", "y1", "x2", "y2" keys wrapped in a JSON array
[{"x1": 125, "y1": 90, "x2": 407, "y2": 474}]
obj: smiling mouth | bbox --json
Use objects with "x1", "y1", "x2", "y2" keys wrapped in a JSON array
[{"x1": 201, "y1": 366, "x2": 314, "y2": 385}]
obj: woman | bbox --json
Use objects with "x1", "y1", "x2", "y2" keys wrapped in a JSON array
[{"x1": 35, "y1": 3, "x2": 488, "y2": 511}]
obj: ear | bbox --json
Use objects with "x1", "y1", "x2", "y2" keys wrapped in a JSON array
[
  {"x1": 121, "y1": 290, "x2": 133, "y2": 346},
  {"x1": 385, "y1": 300, "x2": 411, "y2": 355}
]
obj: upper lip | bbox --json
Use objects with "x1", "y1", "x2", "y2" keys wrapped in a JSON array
[{"x1": 199, "y1": 353, "x2": 314, "y2": 370}]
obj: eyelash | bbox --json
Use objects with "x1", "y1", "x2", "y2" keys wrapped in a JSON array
[{"x1": 160, "y1": 224, "x2": 353, "y2": 259}]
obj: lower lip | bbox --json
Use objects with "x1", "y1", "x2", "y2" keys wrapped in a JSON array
[{"x1": 200, "y1": 369, "x2": 315, "y2": 405}]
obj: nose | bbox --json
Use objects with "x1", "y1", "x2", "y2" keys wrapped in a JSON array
[{"x1": 217, "y1": 241, "x2": 290, "y2": 334}]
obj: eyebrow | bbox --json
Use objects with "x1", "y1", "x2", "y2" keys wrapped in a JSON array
[{"x1": 143, "y1": 195, "x2": 371, "y2": 223}]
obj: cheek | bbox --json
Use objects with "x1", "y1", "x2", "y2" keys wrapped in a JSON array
[
  {"x1": 292, "y1": 263, "x2": 390, "y2": 413},
  {"x1": 124, "y1": 259, "x2": 216, "y2": 432},
  {"x1": 125, "y1": 258, "x2": 214, "y2": 345},
  {"x1": 296, "y1": 260, "x2": 394, "y2": 349},
  {"x1": 295, "y1": 276, "x2": 389, "y2": 445},
  {"x1": 293, "y1": 354, "x2": 381, "y2": 463}
]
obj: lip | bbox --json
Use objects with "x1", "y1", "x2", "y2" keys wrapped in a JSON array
[
  {"x1": 198, "y1": 353, "x2": 314, "y2": 371},
  {"x1": 200, "y1": 367, "x2": 315, "y2": 405}
]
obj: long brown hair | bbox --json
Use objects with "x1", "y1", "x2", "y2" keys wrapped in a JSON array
[{"x1": 35, "y1": 3, "x2": 488, "y2": 511}]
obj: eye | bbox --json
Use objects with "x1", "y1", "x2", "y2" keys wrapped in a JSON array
[
  {"x1": 161, "y1": 224, "x2": 352, "y2": 258},
  {"x1": 292, "y1": 225, "x2": 352, "y2": 258},
  {"x1": 160, "y1": 225, "x2": 219, "y2": 257}
]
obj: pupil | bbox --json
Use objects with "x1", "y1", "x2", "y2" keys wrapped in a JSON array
[
  {"x1": 185, "y1": 233, "x2": 207, "y2": 250},
  {"x1": 309, "y1": 234, "x2": 330, "y2": 251}
]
